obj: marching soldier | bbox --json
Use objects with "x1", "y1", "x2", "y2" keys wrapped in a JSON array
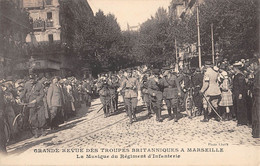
[
  {"x1": 118, "y1": 69, "x2": 141, "y2": 124},
  {"x1": 161, "y1": 68, "x2": 181, "y2": 122},
  {"x1": 140, "y1": 71, "x2": 152, "y2": 117},
  {"x1": 108, "y1": 74, "x2": 120, "y2": 113},
  {"x1": 97, "y1": 74, "x2": 110, "y2": 118},
  {"x1": 82, "y1": 78, "x2": 92, "y2": 108},
  {"x1": 148, "y1": 69, "x2": 163, "y2": 122},
  {"x1": 119, "y1": 70, "x2": 128, "y2": 116}
]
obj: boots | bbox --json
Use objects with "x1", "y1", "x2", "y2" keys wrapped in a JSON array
[
  {"x1": 34, "y1": 128, "x2": 39, "y2": 138},
  {"x1": 167, "y1": 108, "x2": 173, "y2": 121},
  {"x1": 158, "y1": 108, "x2": 163, "y2": 122},
  {"x1": 201, "y1": 108, "x2": 209, "y2": 122},
  {"x1": 132, "y1": 113, "x2": 137, "y2": 122}
]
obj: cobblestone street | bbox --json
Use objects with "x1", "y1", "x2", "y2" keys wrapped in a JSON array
[{"x1": 2, "y1": 97, "x2": 260, "y2": 165}]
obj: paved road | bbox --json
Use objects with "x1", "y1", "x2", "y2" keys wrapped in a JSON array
[
  {"x1": 2, "y1": 97, "x2": 260, "y2": 165},
  {"x1": 6, "y1": 97, "x2": 259, "y2": 151}
]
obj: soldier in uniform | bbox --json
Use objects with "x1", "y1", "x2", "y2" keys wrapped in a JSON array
[
  {"x1": 82, "y1": 78, "x2": 92, "y2": 108},
  {"x1": 161, "y1": 68, "x2": 181, "y2": 122},
  {"x1": 200, "y1": 61, "x2": 221, "y2": 122},
  {"x1": 97, "y1": 74, "x2": 111, "y2": 118},
  {"x1": 191, "y1": 68, "x2": 203, "y2": 116},
  {"x1": 140, "y1": 71, "x2": 152, "y2": 117},
  {"x1": 148, "y1": 69, "x2": 163, "y2": 122},
  {"x1": 118, "y1": 69, "x2": 141, "y2": 124},
  {"x1": 21, "y1": 74, "x2": 46, "y2": 137},
  {"x1": 119, "y1": 70, "x2": 128, "y2": 116},
  {"x1": 108, "y1": 74, "x2": 120, "y2": 113}
]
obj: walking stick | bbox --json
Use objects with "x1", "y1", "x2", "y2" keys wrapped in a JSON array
[{"x1": 201, "y1": 93, "x2": 222, "y2": 120}]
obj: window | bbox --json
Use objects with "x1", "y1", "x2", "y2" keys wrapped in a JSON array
[
  {"x1": 47, "y1": 12, "x2": 52, "y2": 20},
  {"x1": 45, "y1": 0, "x2": 53, "y2": 5},
  {"x1": 48, "y1": 34, "x2": 53, "y2": 43}
]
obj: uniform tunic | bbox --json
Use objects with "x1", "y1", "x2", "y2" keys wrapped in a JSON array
[
  {"x1": 161, "y1": 75, "x2": 181, "y2": 109},
  {"x1": 120, "y1": 77, "x2": 139, "y2": 114}
]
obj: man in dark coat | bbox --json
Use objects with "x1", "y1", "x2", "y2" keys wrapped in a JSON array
[
  {"x1": 148, "y1": 69, "x2": 163, "y2": 122},
  {"x1": 252, "y1": 57, "x2": 260, "y2": 138},
  {"x1": 191, "y1": 68, "x2": 203, "y2": 116},
  {"x1": 233, "y1": 66, "x2": 248, "y2": 126}
]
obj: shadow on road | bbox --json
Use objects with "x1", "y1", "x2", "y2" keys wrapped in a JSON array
[{"x1": 7, "y1": 135, "x2": 57, "y2": 156}]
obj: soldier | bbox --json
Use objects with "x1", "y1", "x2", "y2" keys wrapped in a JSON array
[
  {"x1": 108, "y1": 74, "x2": 120, "y2": 113},
  {"x1": 148, "y1": 69, "x2": 163, "y2": 122},
  {"x1": 140, "y1": 71, "x2": 152, "y2": 117},
  {"x1": 97, "y1": 74, "x2": 110, "y2": 118},
  {"x1": 200, "y1": 61, "x2": 221, "y2": 122},
  {"x1": 118, "y1": 69, "x2": 141, "y2": 124},
  {"x1": 22, "y1": 74, "x2": 46, "y2": 137},
  {"x1": 19, "y1": 74, "x2": 36, "y2": 130},
  {"x1": 119, "y1": 70, "x2": 128, "y2": 116},
  {"x1": 82, "y1": 78, "x2": 92, "y2": 108},
  {"x1": 161, "y1": 68, "x2": 181, "y2": 122},
  {"x1": 191, "y1": 68, "x2": 203, "y2": 116}
]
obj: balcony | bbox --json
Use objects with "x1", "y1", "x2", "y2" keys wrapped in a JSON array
[
  {"x1": 46, "y1": 19, "x2": 54, "y2": 28},
  {"x1": 23, "y1": 0, "x2": 44, "y2": 10},
  {"x1": 33, "y1": 19, "x2": 45, "y2": 30}
]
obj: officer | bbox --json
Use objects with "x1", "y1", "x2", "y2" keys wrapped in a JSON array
[
  {"x1": 118, "y1": 69, "x2": 141, "y2": 124},
  {"x1": 97, "y1": 74, "x2": 110, "y2": 118},
  {"x1": 140, "y1": 70, "x2": 152, "y2": 117},
  {"x1": 161, "y1": 67, "x2": 181, "y2": 122},
  {"x1": 200, "y1": 61, "x2": 221, "y2": 122},
  {"x1": 148, "y1": 69, "x2": 163, "y2": 122}
]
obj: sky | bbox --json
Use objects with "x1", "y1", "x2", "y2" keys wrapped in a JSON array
[{"x1": 88, "y1": 0, "x2": 172, "y2": 31}]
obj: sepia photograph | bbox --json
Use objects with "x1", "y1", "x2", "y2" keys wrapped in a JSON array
[{"x1": 0, "y1": 0, "x2": 259, "y2": 165}]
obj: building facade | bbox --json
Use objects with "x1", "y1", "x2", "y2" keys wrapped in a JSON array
[{"x1": 14, "y1": 0, "x2": 94, "y2": 78}]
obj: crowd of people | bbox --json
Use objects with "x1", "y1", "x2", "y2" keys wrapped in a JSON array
[{"x1": 0, "y1": 55, "x2": 259, "y2": 155}]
